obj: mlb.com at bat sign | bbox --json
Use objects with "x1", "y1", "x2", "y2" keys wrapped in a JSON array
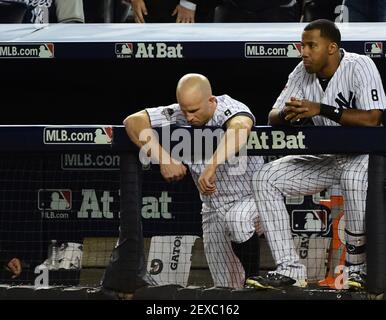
[
  {"x1": 245, "y1": 42, "x2": 301, "y2": 58},
  {"x1": 38, "y1": 189, "x2": 118, "y2": 219},
  {"x1": 0, "y1": 43, "x2": 54, "y2": 58},
  {"x1": 247, "y1": 130, "x2": 306, "y2": 150},
  {"x1": 37, "y1": 189, "x2": 173, "y2": 220},
  {"x1": 44, "y1": 127, "x2": 112, "y2": 144},
  {"x1": 115, "y1": 42, "x2": 183, "y2": 58}
]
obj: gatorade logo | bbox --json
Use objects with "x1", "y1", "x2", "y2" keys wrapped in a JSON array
[{"x1": 149, "y1": 259, "x2": 163, "y2": 275}]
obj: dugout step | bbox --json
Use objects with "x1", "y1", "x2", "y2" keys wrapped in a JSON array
[
  {"x1": 4, "y1": 286, "x2": 33, "y2": 300},
  {"x1": 33, "y1": 286, "x2": 67, "y2": 300},
  {"x1": 79, "y1": 236, "x2": 275, "y2": 288},
  {"x1": 5, "y1": 285, "x2": 57, "y2": 300},
  {"x1": 174, "y1": 286, "x2": 205, "y2": 300},
  {"x1": 58, "y1": 286, "x2": 90, "y2": 300},
  {"x1": 1, "y1": 285, "x2": 116, "y2": 300},
  {"x1": 0, "y1": 285, "x2": 10, "y2": 299},
  {"x1": 89, "y1": 287, "x2": 121, "y2": 300},
  {"x1": 134, "y1": 284, "x2": 373, "y2": 300},
  {"x1": 134, "y1": 284, "x2": 183, "y2": 300}
]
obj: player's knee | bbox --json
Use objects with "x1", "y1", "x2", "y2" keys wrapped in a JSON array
[
  {"x1": 252, "y1": 166, "x2": 272, "y2": 193},
  {"x1": 340, "y1": 173, "x2": 367, "y2": 194},
  {"x1": 229, "y1": 230, "x2": 252, "y2": 243},
  {"x1": 225, "y1": 218, "x2": 254, "y2": 243}
]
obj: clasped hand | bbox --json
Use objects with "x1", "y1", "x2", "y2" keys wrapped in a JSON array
[{"x1": 283, "y1": 97, "x2": 320, "y2": 123}]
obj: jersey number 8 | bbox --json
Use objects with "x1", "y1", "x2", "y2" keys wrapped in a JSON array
[{"x1": 371, "y1": 89, "x2": 379, "y2": 101}]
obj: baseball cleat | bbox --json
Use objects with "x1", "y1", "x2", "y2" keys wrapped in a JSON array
[
  {"x1": 346, "y1": 272, "x2": 366, "y2": 291},
  {"x1": 245, "y1": 272, "x2": 307, "y2": 289}
]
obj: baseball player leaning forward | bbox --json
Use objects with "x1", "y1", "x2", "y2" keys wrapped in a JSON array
[
  {"x1": 124, "y1": 73, "x2": 264, "y2": 289},
  {"x1": 247, "y1": 19, "x2": 386, "y2": 290}
]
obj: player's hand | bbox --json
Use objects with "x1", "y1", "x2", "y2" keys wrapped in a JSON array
[
  {"x1": 131, "y1": 0, "x2": 148, "y2": 23},
  {"x1": 284, "y1": 97, "x2": 320, "y2": 123},
  {"x1": 198, "y1": 165, "x2": 216, "y2": 195},
  {"x1": 160, "y1": 160, "x2": 187, "y2": 183},
  {"x1": 7, "y1": 258, "x2": 22, "y2": 279},
  {"x1": 172, "y1": 5, "x2": 195, "y2": 23}
]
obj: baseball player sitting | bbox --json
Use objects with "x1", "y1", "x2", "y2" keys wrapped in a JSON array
[
  {"x1": 247, "y1": 19, "x2": 385, "y2": 290},
  {"x1": 123, "y1": 73, "x2": 264, "y2": 289}
]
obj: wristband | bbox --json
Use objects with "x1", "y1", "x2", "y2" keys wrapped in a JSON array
[{"x1": 319, "y1": 104, "x2": 343, "y2": 123}]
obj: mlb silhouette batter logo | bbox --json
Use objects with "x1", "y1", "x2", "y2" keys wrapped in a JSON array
[
  {"x1": 287, "y1": 43, "x2": 301, "y2": 58},
  {"x1": 38, "y1": 44, "x2": 54, "y2": 58},
  {"x1": 38, "y1": 189, "x2": 72, "y2": 210},
  {"x1": 291, "y1": 209, "x2": 328, "y2": 234},
  {"x1": 115, "y1": 43, "x2": 133, "y2": 56},
  {"x1": 94, "y1": 127, "x2": 112, "y2": 144},
  {"x1": 365, "y1": 42, "x2": 383, "y2": 54}
]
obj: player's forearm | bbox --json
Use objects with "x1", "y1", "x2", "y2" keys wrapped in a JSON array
[
  {"x1": 207, "y1": 121, "x2": 250, "y2": 168},
  {"x1": 313, "y1": 103, "x2": 382, "y2": 126},
  {"x1": 123, "y1": 112, "x2": 152, "y2": 148},
  {"x1": 339, "y1": 109, "x2": 383, "y2": 126},
  {"x1": 268, "y1": 108, "x2": 288, "y2": 125},
  {"x1": 291, "y1": 103, "x2": 382, "y2": 126},
  {"x1": 123, "y1": 112, "x2": 171, "y2": 164}
]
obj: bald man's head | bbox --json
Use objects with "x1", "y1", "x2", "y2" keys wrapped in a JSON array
[
  {"x1": 176, "y1": 74, "x2": 216, "y2": 126},
  {"x1": 177, "y1": 73, "x2": 212, "y2": 101}
]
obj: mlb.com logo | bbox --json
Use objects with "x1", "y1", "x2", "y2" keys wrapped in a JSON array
[
  {"x1": 0, "y1": 43, "x2": 54, "y2": 58},
  {"x1": 44, "y1": 126, "x2": 113, "y2": 144},
  {"x1": 115, "y1": 43, "x2": 133, "y2": 58},
  {"x1": 245, "y1": 42, "x2": 301, "y2": 58},
  {"x1": 365, "y1": 42, "x2": 383, "y2": 56},
  {"x1": 38, "y1": 189, "x2": 72, "y2": 210}
]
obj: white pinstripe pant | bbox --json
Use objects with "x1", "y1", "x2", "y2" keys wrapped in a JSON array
[
  {"x1": 252, "y1": 154, "x2": 368, "y2": 280},
  {"x1": 202, "y1": 196, "x2": 259, "y2": 288}
]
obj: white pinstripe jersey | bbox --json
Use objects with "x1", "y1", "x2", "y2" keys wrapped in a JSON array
[
  {"x1": 146, "y1": 94, "x2": 264, "y2": 212},
  {"x1": 273, "y1": 50, "x2": 386, "y2": 125}
]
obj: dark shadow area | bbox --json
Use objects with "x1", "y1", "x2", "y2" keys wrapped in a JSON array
[{"x1": 0, "y1": 58, "x2": 302, "y2": 125}]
